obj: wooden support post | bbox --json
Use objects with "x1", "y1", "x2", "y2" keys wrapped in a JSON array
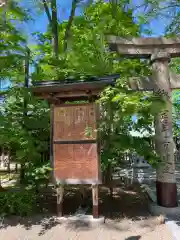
[
  {"x1": 15, "y1": 163, "x2": 18, "y2": 173},
  {"x1": 151, "y1": 51, "x2": 177, "y2": 207},
  {"x1": 1, "y1": 147, "x2": 4, "y2": 168},
  {"x1": 7, "y1": 152, "x2": 10, "y2": 173},
  {"x1": 79, "y1": 185, "x2": 86, "y2": 208},
  {"x1": 92, "y1": 184, "x2": 99, "y2": 218},
  {"x1": 57, "y1": 185, "x2": 64, "y2": 217}
]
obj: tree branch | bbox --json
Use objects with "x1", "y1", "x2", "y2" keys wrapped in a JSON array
[
  {"x1": 42, "y1": 0, "x2": 52, "y2": 24},
  {"x1": 63, "y1": 0, "x2": 79, "y2": 52},
  {"x1": 132, "y1": 1, "x2": 180, "y2": 14}
]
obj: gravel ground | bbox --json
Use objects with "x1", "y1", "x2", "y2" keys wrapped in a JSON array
[{"x1": 0, "y1": 216, "x2": 172, "y2": 240}]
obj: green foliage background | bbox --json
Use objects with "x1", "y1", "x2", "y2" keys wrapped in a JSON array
[{"x1": 0, "y1": 0, "x2": 180, "y2": 215}]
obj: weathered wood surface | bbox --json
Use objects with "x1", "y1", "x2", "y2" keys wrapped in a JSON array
[
  {"x1": 108, "y1": 36, "x2": 180, "y2": 45},
  {"x1": 127, "y1": 72, "x2": 180, "y2": 90},
  {"x1": 53, "y1": 103, "x2": 101, "y2": 185},
  {"x1": 92, "y1": 184, "x2": 99, "y2": 218},
  {"x1": 151, "y1": 52, "x2": 177, "y2": 207},
  {"x1": 107, "y1": 35, "x2": 180, "y2": 207},
  {"x1": 107, "y1": 36, "x2": 180, "y2": 58},
  {"x1": 56, "y1": 185, "x2": 64, "y2": 216}
]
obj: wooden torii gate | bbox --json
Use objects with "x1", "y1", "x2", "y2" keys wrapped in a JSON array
[{"x1": 107, "y1": 36, "x2": 180, "y2": 208}]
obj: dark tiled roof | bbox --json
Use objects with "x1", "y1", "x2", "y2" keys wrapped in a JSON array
[{"x1": 32, "y1": 74, "x2": 120, "y2": 87}]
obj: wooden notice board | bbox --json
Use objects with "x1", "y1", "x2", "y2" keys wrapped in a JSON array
[{"x1": 53, "y1": 103, "x2": 101, "y2": 184}]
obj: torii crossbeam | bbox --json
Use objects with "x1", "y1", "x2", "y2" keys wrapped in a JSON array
[
  {"x1": 108, "y1": 36, "x2": 180, "y2": 58},
  {"x1": 107, "y1": 35, "x2": 180, "y2": 208}
]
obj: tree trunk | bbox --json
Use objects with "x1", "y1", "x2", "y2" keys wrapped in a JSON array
[
  {"x1": 42, "y1": 0, "x2": 52, "y2": 24},
  {"x1": 151, "y1": 50, "x2": 177, "y2": 207},
  {"x1": 1, "y1": 147, "x2": 4, "y2": 168},
  {"x1": 106, "y1": 103, "x2": 113, "y2": 198},
  {"x1": 63, "y1": 0, "x2": 79, "y2": 52},
  {"x1": 43, "y1": 0, "x2": 78, "y2": 60},
  {"x1": 20, "y1": 48, "x2": 30, "y2": 184},
  {"x1": 51, "y1": 0, "x2": 59, "y2": 59},
  {"x1": 20, "y1": 163, "x2": 25, "y2": 184}
]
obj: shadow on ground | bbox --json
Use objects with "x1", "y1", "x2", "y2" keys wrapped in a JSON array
[
  {"x1": 0, "y1": 183, "x2": 152, "y2": 235},
  {"x1": 0, "y1": 215, "x2": 60, "y2": 236},
  {"x1": 97, "y1": 183, "x2": 150, "y2": 221},
  {"x1": 125, "y1": 236, "x2": 141, "y2": 240}
]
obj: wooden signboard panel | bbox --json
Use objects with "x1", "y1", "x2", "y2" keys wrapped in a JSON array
[
  {"x1": 53, "y1": 103, "x2": 97, "y2": 141},
  {"x1": 53, "y1": 103, "x2": 101, "y2": 184}
]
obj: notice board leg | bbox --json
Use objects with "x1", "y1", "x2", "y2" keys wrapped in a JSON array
[
  {"x1": 92, "y1": 184, "x2": 99, "y2": 218},
  {"x1": 57, "y1": 185, "x2": 64, "y2": 217},
  {"x1": 80, "y1": 185, "x2": 86, "y2": 207}
]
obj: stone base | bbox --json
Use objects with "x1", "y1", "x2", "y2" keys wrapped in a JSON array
[
  {"x1": 149, "y1": 203, "x2": 180, "y2": 217},
  {"x1": 166, "y1": 220, "x2": 180, "y2": 240},
  {"x1": 58, "y1": 214, "x2": 105, "y2": 227},
  {"x1": 143, "y1": 184, "x2": 180, "y2": 217}
]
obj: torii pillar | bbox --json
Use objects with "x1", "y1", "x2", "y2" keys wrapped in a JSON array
[{"x1": 108, "y1": 36, "x2": 180, "y2": 207}]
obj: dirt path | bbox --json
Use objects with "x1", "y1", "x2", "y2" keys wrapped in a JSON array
[
  {"x1": 0, "y1": 184, "x2": 173, "y2": 239},
  {"x1": 0, "y1": 216, "x2": 172, "y2": 240}
]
